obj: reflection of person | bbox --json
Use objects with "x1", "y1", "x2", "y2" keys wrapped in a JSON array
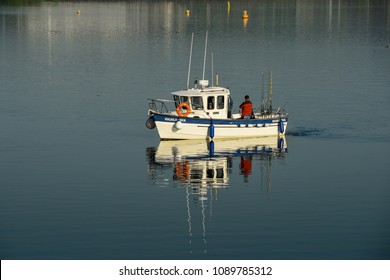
[
  {"x1": 240, "y1": 156, "x2": 253, "y2": 183},
  {"x1": 239, "y1": 95, "x2": 253, "y2": 118},
  {"x1": 174, "y1": 162, "x2": 190, "y2": 181}
]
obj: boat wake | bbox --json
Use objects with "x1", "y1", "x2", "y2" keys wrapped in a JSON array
[{"x1": 286, "y1": 127, "x2": 324, "y2": 137}]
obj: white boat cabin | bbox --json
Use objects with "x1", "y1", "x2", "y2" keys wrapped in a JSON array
[{"x1": 172, "y1": 80, "x2": 233, "y2": 119}]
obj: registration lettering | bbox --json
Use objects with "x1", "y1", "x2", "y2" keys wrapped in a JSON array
[{"x1": 164, "y1": 117, "x2": 186, "y2": 122}]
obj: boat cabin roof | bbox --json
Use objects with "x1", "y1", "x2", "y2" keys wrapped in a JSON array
[
  {"x1": 171, "y1": 86, "x2": 230, "y2": 97},
  {"x1": 171, "y1": 79, "x2": 230, "y2": 97}
]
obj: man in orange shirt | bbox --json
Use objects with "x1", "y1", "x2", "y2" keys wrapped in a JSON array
[{"x1": 239, "y1": 95, "x2": 253, "y2": 119}]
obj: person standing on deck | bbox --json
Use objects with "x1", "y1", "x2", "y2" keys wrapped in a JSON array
[{"x1": 239, "y1": 95, "x2": 253, "y2": 119}]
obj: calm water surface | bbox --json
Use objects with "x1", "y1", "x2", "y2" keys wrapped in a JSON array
[{"x1": 1, "y1": 0, "x2": 389, "y2": 259}]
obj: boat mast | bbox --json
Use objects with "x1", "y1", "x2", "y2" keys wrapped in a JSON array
[
  {"x1": 187, "y1": 33, "x2": 194, "y2": 89},
  {"x1": 269, "y1": 70, "x2": 273, "y2": 113},
  {"x1": 211, "y1": 52, "x2": 214, "y2": 86},
  {"x1": 261, "y1": 72, "x2": 265, "y2": 112},
  {"x1": 202, "y1": 31, "x2": 208, "y2": 80}
]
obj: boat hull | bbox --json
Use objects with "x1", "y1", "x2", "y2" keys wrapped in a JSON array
[{"x1": 151, "y1": 113, "x2": 288, "y2": 140}]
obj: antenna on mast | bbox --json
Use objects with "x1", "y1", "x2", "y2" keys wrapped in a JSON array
[
  {"x1": 186, "y1": 33, "x2": 194, "y2": 89},
  {"x1": 202, "y1": 31, "x2": 208, "y2": 80},
  {"x1": 260, "y1": 72, "x2": 265, "y2": 112},
  {"x1": 269, "y1": 70, "x2": 273, "y2": 113},
  {"x1": 211, "y1": 52, "x2": 214, "y2": 86}
]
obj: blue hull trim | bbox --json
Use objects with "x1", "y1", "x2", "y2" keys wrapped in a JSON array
[{"x1": 152, "y1": 113, "x2": 288, "y2": 126}]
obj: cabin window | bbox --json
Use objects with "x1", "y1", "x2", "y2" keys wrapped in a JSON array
[
  {"x1": 207, "y1": 96, "x2": 215, "y2": 110},
  {"x1": 173, "y1": 95, "x2": 189, "y2": 107},
  {"x1": 217, "y1": 96, "x2": 225, "y2": 109},
  {"x1": 206, "y1": 169, "x2": 214, "y2": 178},
  {"x1": 173, "y1": 95, "x2": 179, "y2": 107},
  {"x1": 191, "y1": 168, "x2": 202, "y2": 180},
  {"x1": 216, "y1": 168, "x2": 224, "y2": 178},
  {"x1": 191, "y1": 96, "x2": 203, "y2": 110}
]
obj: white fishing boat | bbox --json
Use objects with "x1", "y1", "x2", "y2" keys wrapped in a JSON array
[{"x1": 146, "y1": 33, "x2": 288, "y2": 140}]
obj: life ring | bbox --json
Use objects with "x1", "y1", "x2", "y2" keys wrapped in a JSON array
[
  {"x1": 176, "y1": 102, "x2": 191, "y2": 117},
  {"x1": 175, "y1": 162, "x2": 190, "y2": 180}
]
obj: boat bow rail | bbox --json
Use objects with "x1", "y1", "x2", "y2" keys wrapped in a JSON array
[{"x1": 148, "y1": 98, "x2": 176, "y2": 115}]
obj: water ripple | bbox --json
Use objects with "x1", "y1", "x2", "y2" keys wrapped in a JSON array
[{"x1": 286, "y1": 127, "x2": 324, "y2": 137}]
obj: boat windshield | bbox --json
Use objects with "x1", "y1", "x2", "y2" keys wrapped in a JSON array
[
  {"x1": 207, "y1": 96, "x2": 215, "y2": 109},
  {"x1": 207, "y1": 95, "x2": 225, "y2": 110},
  {"x1": 173, "y1": 95, "x2": 189, "y2": 107},
  {"x1": 191, "y1": 96, "x2": 204, "y2": 110},
  {"x1": 217, "y1": 96, "x2": 225, "y2": 109}
]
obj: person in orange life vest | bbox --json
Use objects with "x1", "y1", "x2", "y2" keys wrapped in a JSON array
[{"x1": 239, "y1": 95, "x2": 253, "y2": 118}]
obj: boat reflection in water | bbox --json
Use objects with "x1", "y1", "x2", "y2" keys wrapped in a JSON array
[
  {"x1": 146, "y1": 136, "x2": 287, "y2": 255},
  {"x1": 146, "y1": 135, "x2": 287, "y2": 189}
]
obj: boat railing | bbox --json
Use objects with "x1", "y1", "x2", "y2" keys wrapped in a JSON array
[
  {"x1": 255, "y1": 106, "x2": 288, "y2": 116},
  {"x1": 231, "y1": 106, "x2": 288, "y2": 119},
  {"x1": 148, "y1": 98, "x2": 287, "y2": 118},
  {"x1": 147, "y1": 98, "x2": 176, "y2": 114}
]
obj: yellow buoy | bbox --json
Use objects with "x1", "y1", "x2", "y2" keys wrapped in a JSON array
[
  {"x1": 242, "y1": 10, "x2": 248, "y2": 19},
  {"x1": 186, "y1": 9, "x2": 190, "y2": 16}
]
